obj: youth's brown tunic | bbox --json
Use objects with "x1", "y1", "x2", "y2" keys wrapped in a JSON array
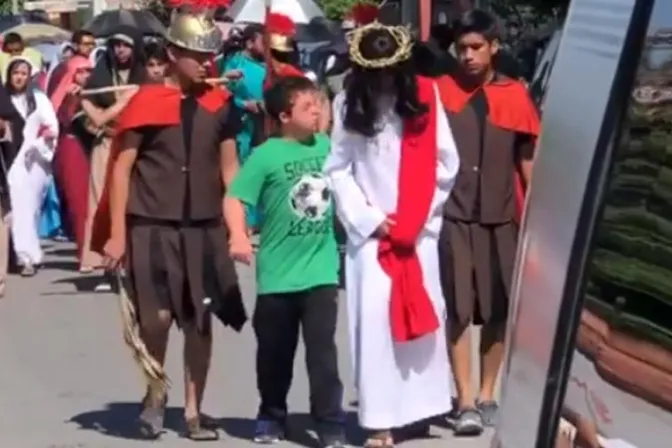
[
  {"x1": 124, "y1": 97, "x2": 246, "y2": 334},
  {"x1": 437, "y1": 75, "x2": 536, "y2": 326}
]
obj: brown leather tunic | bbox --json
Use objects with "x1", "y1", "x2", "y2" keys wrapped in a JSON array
[
  {"x1": 125, "y1": 100, "x2": 232, "y2": 222},
  {"x1": 444, "y1": 90, "x2": 533, "y2": 224}
]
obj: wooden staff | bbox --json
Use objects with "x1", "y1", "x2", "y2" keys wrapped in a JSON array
[{"x1": 79, "y1": 77, "x2": 232, "y2": 96}]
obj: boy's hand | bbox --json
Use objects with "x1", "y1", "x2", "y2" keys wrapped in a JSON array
[{"x1": 229, "y1": 233, "x2": 253, "y2": 265}]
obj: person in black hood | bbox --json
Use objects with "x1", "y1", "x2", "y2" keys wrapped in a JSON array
[
  {"x1": 78, "y1": 25, "x2": 146, "y2": 284},
  {"x1": 83, "y1": 25, "x2": 146, "y2": 110}
]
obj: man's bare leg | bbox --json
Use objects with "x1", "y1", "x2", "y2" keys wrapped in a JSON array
[
  {"x1": 477, "y1": 322, "x2": 506, "y2": 426},
  {"x1": 142, "y1": 311, "x2": 172, "y2": 366},
  {"x1": 449, "y1": 322, "x2": 483, "y2": 435},
  {"x1": 182, "y1": 325, "x2": 217, "y2": 440},
  {"x1": 138, "y1": 311, "x2": 172, "y2": 437},
  {"x1": 141, "y1": 311, "x2": 172, "y2": 405}
]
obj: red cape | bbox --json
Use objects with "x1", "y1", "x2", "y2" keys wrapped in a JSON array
[
  {"x1": 90, "y1": 84, "x2": 231, "y2": 254},
  {"x1": 436, "y1": 75, "x2": 540, "y2": 221},
  {"x1": 263, "y1": 61, "x2": 305, "y2": 89}
]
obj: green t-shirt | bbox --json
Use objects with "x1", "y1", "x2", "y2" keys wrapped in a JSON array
[{"x1": 229, "y1": 134, "x2": 339, "y2": 294}]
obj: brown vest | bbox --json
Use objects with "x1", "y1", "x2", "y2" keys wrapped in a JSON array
[
  {"x1": 444, "y1": 104, "x2": 517, "y2": 224},
  {"x1": 126, "y1": 102, "x2": 227, "y2": 221}
]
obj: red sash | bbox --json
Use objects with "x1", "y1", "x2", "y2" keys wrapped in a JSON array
[{"x1": 378, "y1": 76, "x2": 440, "y2": 342}]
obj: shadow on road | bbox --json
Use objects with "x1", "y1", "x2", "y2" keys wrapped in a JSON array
[
  {"x1": 51, "y1": 275, "x2": 114, "y2": 293},
  {"x1": 46, "y1": 247, "x2": 78, "y2": 258},
  {"x1": 68, "y1": 401, "x2": 189, "y2": 441},
  {"x1": 69, "y1": 405, "x2": 367, "y2": 446},
  {"x1": 42, "y1": 260, "x2": 81, "y2": 272}
]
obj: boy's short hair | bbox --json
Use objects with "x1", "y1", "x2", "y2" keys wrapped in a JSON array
[
  {"x1": 72, "y1": 29, "x2": 94, "y2": 45},
  {"x1": 453, "y1": 9, "x2": 500, "y2": 42},
  {"x1": 4, "y1": 32, "x2": 23, "y2": 46},
  {"x1": 144, "y1": 41, "x2": 168, "y2": 63},
  {"x1": 263, "y1": 76, "x2": 317, "y2": 121}
]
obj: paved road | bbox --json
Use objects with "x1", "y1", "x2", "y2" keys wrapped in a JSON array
[{"x1": 0, "y1": 242, "x2": 495, "y2": 448}]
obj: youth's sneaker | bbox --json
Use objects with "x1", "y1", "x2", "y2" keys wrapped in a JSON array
[
  {"x1": 253, "y1": 419, "x2": 285, "y2": 444},
  {"x1": 477, "y1": 400, "x2": 499, "y2": 427},
  {"x1": 452, "y1": 408, "x2": 484, "y2": 436}
]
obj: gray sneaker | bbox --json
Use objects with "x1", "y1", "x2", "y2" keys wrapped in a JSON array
[
  {"x1": 452, "y1": 408, "x2": 484, "y2": 436},
  {"x1": 477, "y1": 400, "x2": 499, "y2": 427}
]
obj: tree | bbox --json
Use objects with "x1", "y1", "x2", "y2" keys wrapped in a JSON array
[
  {"x1": 316, "y1": 0, "x2": 377, "y2": 21},
  {"x1": 315, "y1": 0, "x2": 571, "y2": 22},
  {"x1": 493, "y1": 0, "x2": 569, "y2": 14}
]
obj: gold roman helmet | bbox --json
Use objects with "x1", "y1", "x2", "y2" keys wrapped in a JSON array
[
  {"x1": 266, "y1": 12, "x2": 296, "y2": 53},
  {"x1": 164, "y1": 0, "x2": 225, "y2": 53},
  {"x1": 346, "y1": 3, "x2": 414, "y2": 69}
]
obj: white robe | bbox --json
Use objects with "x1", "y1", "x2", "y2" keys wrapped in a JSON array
[
  {"x1": 7, "y1": 90, "x2": 59, "y2": 265},
  {"x1": 324, "y1": 86, "x2": 460, "y2": 429}
]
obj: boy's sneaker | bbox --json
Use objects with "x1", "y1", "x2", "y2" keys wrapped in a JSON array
[
  {"x1": 451, "y1": 408, "x2": 484, "y2": 436},
  {"x1": 476, "y1": 400, "x2": 499, "y2": 427},
  {"x1": 253, "y1": 419, "x2": 285, "y2": 444},
  {"x1": 317, "y1": 431, "x2": 347, "y2": 448}
]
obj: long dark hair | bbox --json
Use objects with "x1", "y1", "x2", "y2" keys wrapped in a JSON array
[
  {"x1": 5, "y1": 59, "x2": 37, "y2": 117},
  {"x1": 343, "y1": 28, "x2": 427, "y2": 137},
  {"x1": 344, "y1": 59, "x2": 426, "y2": 137}
]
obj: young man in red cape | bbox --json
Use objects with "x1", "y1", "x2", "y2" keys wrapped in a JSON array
[
  {"x1": 263, "y1": 12, "x2": 305, "y2": 89},
  {"x1": 323, "y1": 12, "x2": 461, "y2": 447},
  {"x1": 435, "y1": 9, "x2": 540, "y2": 435},
  {"x1": 90, "y1": 2, "x2": 247, "y2": 440}
]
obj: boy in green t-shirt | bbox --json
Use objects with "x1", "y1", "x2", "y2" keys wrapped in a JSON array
[{"x1": 225, "y1": 76, "x2": 345, "y2": 447}]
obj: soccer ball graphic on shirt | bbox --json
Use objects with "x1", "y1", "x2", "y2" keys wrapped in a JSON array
[{"x1": 289, "y1": 173, "x2": 331, "y2": 221}]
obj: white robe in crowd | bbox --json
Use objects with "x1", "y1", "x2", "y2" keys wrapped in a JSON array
[
  {"x1": 7, "y1": 90, "x2": 59, "y2": 266},
  {"x1": 324, "y1": 85, "x2": 460, "y2": 429}
]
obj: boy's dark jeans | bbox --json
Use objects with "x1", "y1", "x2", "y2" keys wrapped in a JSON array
[{"x1": 253, "y1": 284, "x2": 344, "y2": 435}]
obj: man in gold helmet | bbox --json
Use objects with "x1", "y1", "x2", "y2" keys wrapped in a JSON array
[
  {"x1": 263, "y1": 12, "x2": 305, "y2": 89},
  {"x1": 92, "y1": 3, "x2": 247, "y2": 440}
]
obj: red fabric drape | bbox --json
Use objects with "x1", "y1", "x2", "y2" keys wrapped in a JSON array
[{"x1": 378, "y1": 76, "x2": 440, "y2": 342}]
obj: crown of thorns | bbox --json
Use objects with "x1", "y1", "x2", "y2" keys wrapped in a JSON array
[{"x1": 346, "y1": 21, "x2": 414, "y2": 69}]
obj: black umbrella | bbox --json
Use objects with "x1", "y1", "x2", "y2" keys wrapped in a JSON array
[
  {"x1": 301, "y1": 17, "x2": 343, "y2": 43},
  {"x1": 83, "y1": 10, "x2": 166, "y2": 37}
]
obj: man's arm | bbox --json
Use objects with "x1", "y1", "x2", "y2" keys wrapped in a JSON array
[
  {"x1": 109, "y1": 131, "x2": 140, "y2": 241},
  {"x1": 516, "y1": 135, "x2": 535, "y2": 187},
  {"x1": 221, "y1": 137, "x2": 247, "y2": 239},
  {"x1": 80, "y1": 87, "x2": 138, "y2": 129},
  {"x1": 218, "y1": 103, "x2": 246, "y2": 239}
]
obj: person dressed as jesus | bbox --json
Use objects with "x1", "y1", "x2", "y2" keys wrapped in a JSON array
[{"x1": 323, "y1": 11, "x2": 461, "y2": 447}]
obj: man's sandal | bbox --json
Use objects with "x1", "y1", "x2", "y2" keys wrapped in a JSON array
[
  {"x1": 185, "y1": 417, "x2": 220, "y2": 441},
  {"x1": 138, "y1": 391, "x2": 167, "y2": 439}
]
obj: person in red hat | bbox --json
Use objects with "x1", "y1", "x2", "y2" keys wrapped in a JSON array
[{"x1": 263, "y1": 12, "x2": 305, "y2": 89}]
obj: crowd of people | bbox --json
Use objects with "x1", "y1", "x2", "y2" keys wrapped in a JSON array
[{"x1": 0, "y1": 2, "x2": 540, "y2": 448}]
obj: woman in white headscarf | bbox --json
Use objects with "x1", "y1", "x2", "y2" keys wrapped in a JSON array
[{"x1": 5, "y1": 57, "x2": 59, "y2": 276}]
